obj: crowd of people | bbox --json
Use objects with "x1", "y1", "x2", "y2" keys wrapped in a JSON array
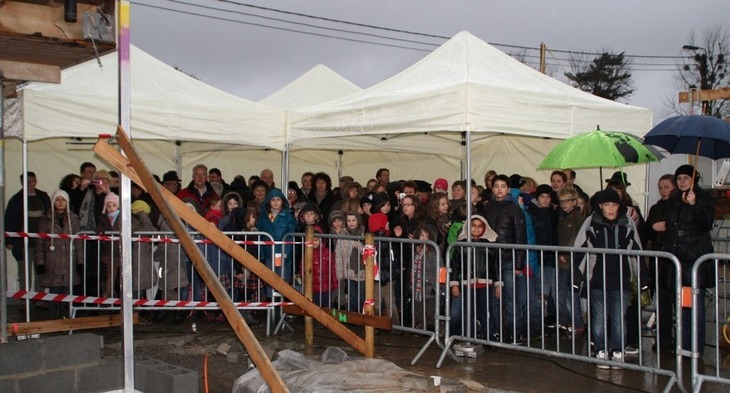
[{"x1": 4, "y1": 162, "x2": 716, "y2": 362}]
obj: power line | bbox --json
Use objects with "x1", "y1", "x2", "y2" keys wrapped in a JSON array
[{"x1": 134, "y1": 0, "x2": 693, "y2": 68}]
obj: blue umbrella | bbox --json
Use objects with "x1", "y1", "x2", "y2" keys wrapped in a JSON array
[{"x1": 643, "y1": 115, "x2": 730, "y2": 160}]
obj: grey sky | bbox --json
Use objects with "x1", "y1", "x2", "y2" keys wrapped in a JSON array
[{"x1": 130, "y1": 0, "x2": 728, "y2": 122}]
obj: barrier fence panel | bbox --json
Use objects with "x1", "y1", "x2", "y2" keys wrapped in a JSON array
[
  {"x1": 438, "y1": 241, "x2": 685, "y2": 393},
  {"x1": 691, "y1": 254, "x2": 730, "y2": 392},
  {"x1": 282, "y1": 232, "x2": 444, "y2": 363}
]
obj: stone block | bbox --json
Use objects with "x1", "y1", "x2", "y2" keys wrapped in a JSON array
[
  {"x1": 134, "y1": 356, "x2": 165, "y2": 392},
  {"x1": 145, "y1": 363, "x2": 198, "y2": 393},
  {"x1": 44, "y1": 333, "x2": 101, "y2": 369},
  {"x1": 77, "y1": 357, "x2": 124, "y2": 393},
  {"x1": 402, "y1": 374, "x2": 435, "y2": 391},
  {"x1": 0, "y1": 339, "x2": 44, "y2": 376},
  {"x1": 0, "y1": 378, "x2": 17, "y2": 393},
  {"x1": 17, "y1": 369, "x2": 75, "y2": 393},
  {"x1": 439, "y1": 378, "x2": 466, "y2": 393}
]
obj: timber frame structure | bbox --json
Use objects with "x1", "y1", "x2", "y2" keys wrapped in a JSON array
[{"x1": 0, "y1": 0, "x2": 116, "y2": 95}]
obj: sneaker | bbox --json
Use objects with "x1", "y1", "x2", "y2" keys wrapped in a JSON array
[
  {"x1": 611, "y1": 351, "x2": 624, "y2": 369},
  {"x1": 595, "y1": 350, "x2": 610, "y2": 369},
  {"x1": 624, "y1": 346, "x2": 639, "y2": 356}
]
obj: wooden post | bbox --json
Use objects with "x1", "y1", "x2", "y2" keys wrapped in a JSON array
[
  {"x1": 303, "y1": 225, "x2": 314, "y2": 346},
  {"x1": 364, "y1": 233, "x2": 375, "y2": 358},
  {"x1": 94, "y1": 127, "x2": 368, "y2": 353}
]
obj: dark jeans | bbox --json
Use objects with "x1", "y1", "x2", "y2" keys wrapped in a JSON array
[{"x1": 450, "y1": 286, "x2": 498, "y2": 340}]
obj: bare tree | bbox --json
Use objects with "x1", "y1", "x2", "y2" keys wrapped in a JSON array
[
  {"x1": 565, "y1": 49, "x2": 634, "y2": 101},
  {"x1": 509, "y1": 48, "x2": 559, "y2": 77},
  {"x1": 671, "y1": 25, "x2": 729, "y2": 118}
]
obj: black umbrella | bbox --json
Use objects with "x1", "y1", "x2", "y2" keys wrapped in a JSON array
[{"x1": 643, "y1": 115, "x2": 730, "y2": 161}]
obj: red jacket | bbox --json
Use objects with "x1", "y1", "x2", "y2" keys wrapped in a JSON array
[{"x1": 304, "y1": 246, "x2": 338, "y2": 293}]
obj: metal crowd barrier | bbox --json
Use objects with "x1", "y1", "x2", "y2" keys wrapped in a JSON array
[
  {"x1": 438, "y1": 241, "x2": 686, "y2": 393},
  {"x1": 691, "y1": 254, "x2": 730, "y2": 392},
  {"x1": 281, "y1": 232, "x2": 444, "y2": 363},
  {"x1": 68, "y1": 230, "x2": 279, "y2": 334}
]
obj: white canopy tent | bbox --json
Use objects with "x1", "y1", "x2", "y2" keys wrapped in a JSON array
[
  {"x1": 288, "y1": 31, "x2": 653, "y2": 203},
  {"x1": 260, "y1": 64, "x2": 362, "y2": 109}
]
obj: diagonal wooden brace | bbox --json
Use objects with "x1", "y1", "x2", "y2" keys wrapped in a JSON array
[{"x1": 94, "y1": 126, "x2": 369, "y2": 386}]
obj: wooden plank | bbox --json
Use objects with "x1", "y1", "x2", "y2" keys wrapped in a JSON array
[
  {"x1": 282, "y1": 305, "x2": 393, "y2": 330},
  {"x1": 93, "y1": 130, "x2": 369, "y2": 357},
  {"x1": 0, "y1": 60, "x2": 60, "y2": 83},
  {"x1": 7, "y1": 313, "x2": 138, "y2": 336},
  {"x1": 0, "y1": 1, "x2": 100, "y2": 40},
  {"x1": 679, "y1": 87, "x2": 730, "y2": 103},
  {"x1": 107, "y1": 129, "x2": 289, "y2": 393},
  {"x1": 364, "y1": 233, "x2": 376, "y2": 358},
  {"x1": 303, "y1": 226, "x2": 314, "y2": 346}
]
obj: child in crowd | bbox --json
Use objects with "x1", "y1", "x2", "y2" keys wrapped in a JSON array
[
  {"x1": 556, "y1": 186, "x2": 586, "y2": 335},
  {"x1": 427, "y1": 192, "x2": 451, "y2": 255},
  {"x1": 412, "y1": 225, "x2": 439, "y2": 331},
  {"x1": 336, "y1": 211, "x2": 365, "y2": 311},
  {"x1": 305, "y1": 226, "x2": 338, "y2": 307},
  {"x1": 35, "y1": 190, "x2": 83, "y2": 318},
  {"x1": 258, "y1": 188, "x2": 297, "y2": 291},
  {"x1": 204, "y1": 195, "x2": 223, "y2": 228},
  {"x1": 449, "y1": 214, "x2": 499, "y2": 340},
  {"x1": 575, "y1": 188, "x2": 644, "y2": 368},
  {"x1": 368, "y1": 192, "x2": 400, "y2": 327}
]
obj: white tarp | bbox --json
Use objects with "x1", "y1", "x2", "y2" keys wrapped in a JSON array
[
  {"x1": 288, "y1": 31, "x2": 653, "y2": 157},
  {"x1": 6, "y1": 45, "x2": 287, "y2": 149},
  {"x1": 259, "y1": 64, "x2": 361, "y2": 109}
]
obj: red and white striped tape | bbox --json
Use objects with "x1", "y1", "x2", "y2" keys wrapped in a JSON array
[
  {"x1": 7, "y1": 290, "x2": 293, "y2": 308},
  {"x1": 4, "y1": 231, "x2": 300, "y2": 246}
]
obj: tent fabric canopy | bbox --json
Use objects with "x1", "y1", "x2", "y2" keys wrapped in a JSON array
[
  {"x1": 7, "y1": 45, "x2": 287, "y2": 149},
  {"x1": 259, "y1": 64, "x2": 362, "y2": 109},
  {"x1": 288, "y1": 31, "x2": 652, "y2": 153}
]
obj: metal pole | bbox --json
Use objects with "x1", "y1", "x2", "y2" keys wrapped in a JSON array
[
  {"x1": 281, "y1": 143, "x2": 289, "y2": 195},
  {"x1": 117, "y1": 1, "x2": 134, "y2": 391},
  {"x1": 22, "y1": 140, "x2": 29, "y2": 322},
  {"x1": 1, "y1": 78, "x2": 8, "y2": 344}
]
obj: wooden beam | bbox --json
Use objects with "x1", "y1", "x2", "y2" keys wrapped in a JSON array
[
  {"x1": 2, "y1": 81, "x2": 18, "y2": 98},
  {"x1": 281, "y1": 305, "x2": 393, "y2": 330},
  {"x1": 93, "y1": 129, "x2": 369, "y2": 357},
  {"x1": 0, "y1": 60, "x2": 60, "y2": 83},
  {"x1": 6, "y1": 313, "x2": 138, "y2": 336},
  {"x1": 105, "y1": 128, "x2": 289, "y2": 393},
  {"x1": 0, "y1": 1, "x2": 101, "y2": 40},
  {"x1": 679, "y1": 87, "x2": 730, "y2": 103}
]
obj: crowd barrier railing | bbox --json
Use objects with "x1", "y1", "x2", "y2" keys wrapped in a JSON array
[
  {"x1": 281, "y1": 232, "x2": 445, "y2": 364},
  {"x1": 690, "y1": 254, "x2": 730, "y2": 392},
  {"x1": 439, "y1": 241, "x2": 685, "y2": 393}
]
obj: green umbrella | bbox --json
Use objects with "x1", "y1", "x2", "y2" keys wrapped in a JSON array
[{"x1": 538, "y1": 130, "x2": 659, "y2": 170}]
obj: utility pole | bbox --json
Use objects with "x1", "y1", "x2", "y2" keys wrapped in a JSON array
[
  {"x1": 682, "y1": 45, "x2": 711, "y2": 115},
  {"x1": 539, "y1": 42, "x2": 547, "y2": 74}
]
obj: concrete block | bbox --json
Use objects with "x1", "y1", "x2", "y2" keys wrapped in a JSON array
[
  {"x1": 44, "y1": 333, "x2": 101, "y2": 369},
  {"x1": 0, "y1": 339, "x2": 44, "y2": 376},
  {"x1": 18, "y1": 369, "x2": 75, "y2": 393},
  {"x1": 320, "y1": 347, "x2": 348, "y2": 364},
  {"x1": 402, "y1": 374, "x2": 435, "y2": 391},
  {"x1": 439, "y1": 378, "x2": 466, "y2": 393},
  {"x1": 0, "y1": 378, "x2": 17, "y2": 393},
  {"x1": 77, "y1": 357, "x2": 124, "y2": 393},
  {"x1": 134, "y1": 356, "x2": 165, "y2": 392},
  {"x1": 145, "y1": 363, "x2": 198, "y2": 393}
]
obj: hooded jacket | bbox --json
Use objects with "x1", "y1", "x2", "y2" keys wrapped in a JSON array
[
  {"x1": 35, "y1": 206, "x2": 83, "y2": 288},
  {"x1": 257, "y1": 188, "x2": 297, "y2": 265},
  {"x1": 575, "y1": 205, "x2": 643, "y2": 291},
  {"x1": 449, "y1": 215, "x2": 500, "y2": 288}
]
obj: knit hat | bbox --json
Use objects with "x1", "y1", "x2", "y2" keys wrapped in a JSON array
[
  {"x1": 328, "y1": 210, "x2": 344, "y2": 226},
  {"x1": 103, "y1": 193, "x2": 120, "y2": 213},
  {"x1": 534, "y1": 184, "x2": 553, "y2": 197},
  {"x1": 368, "y1": 212, "x2": 389, "y2": 233},
  {"x1": 131, "y1": 200, "x2": 151, "y2": 215},
  {"x1": 509, "y1": 174, "x2": 525, "y2": 189},
  {"x1": 370, "y1": 192, "x2": 391, "y2": 214},
  {"x1": 434, "y1": 178, "x2": 449, "y2": 191},
  {"x1": 50, "y1": 189, "x2": 71, "y2": 251},
  {"x1": 598, "y1": 188, "x2": 622, "y2": 205},
  {"x1": 675, "y1": 164, "x2": 700, "y2": 183},
  {"x1": 605, "y1": 171, "x2": 631, "y2": 186},
  {"x1": 360, "y1": 192, "x2": 374, "y2": 207}
]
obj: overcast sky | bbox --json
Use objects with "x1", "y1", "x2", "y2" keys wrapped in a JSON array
[{"x1": 129, "y1": 0, "x2": 729, "y2": 122}]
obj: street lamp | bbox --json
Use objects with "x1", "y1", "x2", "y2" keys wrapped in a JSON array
[{"x1": 682, "y1": 45, "x2": 710, "y2": 115}]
